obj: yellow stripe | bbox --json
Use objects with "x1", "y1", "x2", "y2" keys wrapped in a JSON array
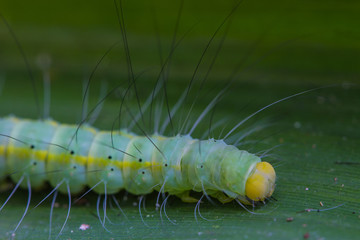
[
  {"x1": 7, "y1": 146, "x2": 48, "y2": 161},
  {"x1": 6, "y1": 145, "x2": 181, "y2": 171}
]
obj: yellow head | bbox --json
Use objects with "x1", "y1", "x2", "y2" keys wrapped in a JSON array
[{"x1": 245, "y1": 161, "x2": 276, "y2": 202}]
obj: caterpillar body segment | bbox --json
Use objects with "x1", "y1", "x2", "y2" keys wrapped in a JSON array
[
  {"x1": 7, "y1": 118, "x2": 57, "y2": 189},
  {"x1": 1, "y1": 116, "x2": 276, "y2": 204},
  {"x1": 88, "y1": 131, "x2": 132, "y2": 194},
  {"x1": 47, "y1": 124, "x2": 96, "y2": 194}
]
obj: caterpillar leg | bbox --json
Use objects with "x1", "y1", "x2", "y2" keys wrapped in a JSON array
[
  {"x1": 176, "y1": 191, "x2": 198, "y2": 203},
  {"x1": 210, "y1": 192, "x2": 234, "y2": 204},
  {"x1": 0, "y1": 181, "x2": 13, "y2": 192}
]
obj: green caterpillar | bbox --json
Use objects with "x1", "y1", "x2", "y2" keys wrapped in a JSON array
[{"x1": 1, "y1": 116, "x2": 276, "y2": 204}]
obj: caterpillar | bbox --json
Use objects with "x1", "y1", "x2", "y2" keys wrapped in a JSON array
[
  {"x1": 1, "y1": 116, "x2": 275, "y2": 202},
  {"x1": 1, "y1": 0, "x2": 358, "y2": 239}
]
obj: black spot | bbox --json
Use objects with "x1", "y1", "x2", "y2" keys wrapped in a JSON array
[
  {"x1": 139, "y1": 158, "x2": 142, "y2": 162},
  {"x1": 30, "y1": 145, "x2": 35, "y2": 149},
  {"x1": 142, "y1": 171, "x2": 145, "y2": 174},
  {"x1": 108, "y1": 155, "x2": 112, "y2": 159},
  {"x1": 110, "y1": 168, "x2": 114, "y2": 172},
  {"x1": 73, "y1": 165, "x2": 77, "y2": 169},
  {"x1": 200, "y1": 165, "x2": 203, "y2": 168},
  {"x1": 164, "y1": 164, "x2": 168, "y2": 167},
  {"x1": 70, "y1": 150, "x2": 74, "y2": 155},
  {"x1": 33, "y1": 162, "x2": 37, "y2": 166}
]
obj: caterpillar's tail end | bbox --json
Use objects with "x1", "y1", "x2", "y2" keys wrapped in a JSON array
[{"x1": 245, "y1": 162, "x2": 276, "y2": 202}]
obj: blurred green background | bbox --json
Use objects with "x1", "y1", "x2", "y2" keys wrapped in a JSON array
[{"x1": 0, "y1": 0, "x2": 359, "y2": 239}]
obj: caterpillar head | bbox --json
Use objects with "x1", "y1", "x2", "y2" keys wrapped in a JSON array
[{"x1": 245, "y1": 161, "x2": 276, "y2": 202}]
